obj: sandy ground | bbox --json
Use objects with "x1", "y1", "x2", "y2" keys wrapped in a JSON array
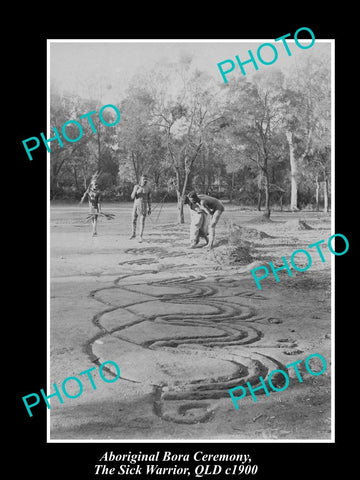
[{"x1": 49, "y1": 202, "x2": 332, "y2": 441}]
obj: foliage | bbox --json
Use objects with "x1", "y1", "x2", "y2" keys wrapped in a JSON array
[{"x1": 50, "y1": 50, "x2": 331, "y2": 214}]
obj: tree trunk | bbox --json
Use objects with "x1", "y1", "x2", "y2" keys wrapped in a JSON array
[
  {"x1": 132, "y1": 152, "x2": 139, "y2": 183},
  {"x1": 178, "y1": 167, "x2": 191, "y2": 224},
  {"x1": 285, "y1": 130, "x2": 299, "y2": 211},
  {"x1": 323, "y1": 178, "x2": 329, "y2": 213},
  {"x1": 50, "y1": 154, "x2": 67, "y2": 199},
  {"x1": 229, "y1": 186, "x2": 233, "y2": 203},
  {"x1": 263, "y1": 170, "x2": 271, "y2": 219},
  {"x1": 169, "y1": 141, "x2": 201, "y2": 224},
  {"x1": 229, "y1": 171, "x2": 235, "y2": 203},
  {"x1": 257, "y1": 171, "x2": 263, "y2": 211},
  {"x1": 50, "y1": 176, "x2": 57, "y2": 200},
  {"x1": 209, "y1": 174, "x2": 213, "y2": 193},
  {"x1": 173, "y1": 164, "x2": 185, "y2": 224},
  {"x1": 315, "y1": 175, "x2": 320, "y2": 211},
  {"x1": 73, "y1": 167, "x2": 79, "y2": 192},
  {"x1": 177, "y1": 191, "x2": 185, "y2": 223},
  {"x1": 97, "y1": 130, "x2": 101, "y2": 170}
]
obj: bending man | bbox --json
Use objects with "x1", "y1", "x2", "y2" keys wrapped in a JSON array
[
  {"x1": 187, "y1": 191, "x2": 224, "y2": 249},
  {"x1": 129, "y1": 175, "x2": 152, "y2": 243},
  {"x1": 185, "y1": 195, "x2": 209, "y2": 248}
]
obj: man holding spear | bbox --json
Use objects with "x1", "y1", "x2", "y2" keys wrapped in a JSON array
[
  {"x1": 80, "y1": 171, "x2": 102, "y2": 236},
  {"x1": 129, "y1": 175, "x2": 152, "y2": 243},
  {"x1": 83, "y1": 178, "x2": 102, "y2": 237},
  {"x1": 80, "y1": 171, "x2": 115, "y2": 237}
]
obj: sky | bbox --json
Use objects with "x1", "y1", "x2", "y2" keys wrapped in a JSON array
[{"x1": 49, "y1": 40, "x2": 332, "y2": 103}]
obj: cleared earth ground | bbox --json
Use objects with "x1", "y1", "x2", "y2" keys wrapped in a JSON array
[{"x1": 49, "y1": 202, "x2": 332, "y2": 440}]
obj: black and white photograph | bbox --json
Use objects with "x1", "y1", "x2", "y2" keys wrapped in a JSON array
[
  {"x1": 12, "y1": 21, "x2": 353, "y2": 479},
  {"x1": 46, "y1": 38, "x2": 334, "y2": 442}
]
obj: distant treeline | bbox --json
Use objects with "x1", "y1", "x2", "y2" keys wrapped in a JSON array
[{"x1": 50, "y1": 46, "x2": 331, "y2": 219}]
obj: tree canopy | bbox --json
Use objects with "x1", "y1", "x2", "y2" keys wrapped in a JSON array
[{"x1": 50, "y1": 47, "x2": 332, "y2": 220}]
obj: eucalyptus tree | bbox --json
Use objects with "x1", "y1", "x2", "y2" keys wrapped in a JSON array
[
  {"x1": 224, "y1": 72, "x2": 286, "y2": 218},
  {"x1": 280, "y1": 46, "x2": 331, "y2": 210},
  {"x1": 143, "y1": 57, "x2": 226, "y2": 223}
]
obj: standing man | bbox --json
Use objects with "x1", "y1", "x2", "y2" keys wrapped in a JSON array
[
  {"x1": 80, "y1": 171, "x2": 104, "y2": 237},
  {"x1": 187, "y1": 191, "x2": 224, "y2": 249},
  {"x1": 129, "y1": 175, "x2": 152, "y2": 243},
  {"x1": 87, "y1": 180, "x2": 102, "y2": 237}
]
